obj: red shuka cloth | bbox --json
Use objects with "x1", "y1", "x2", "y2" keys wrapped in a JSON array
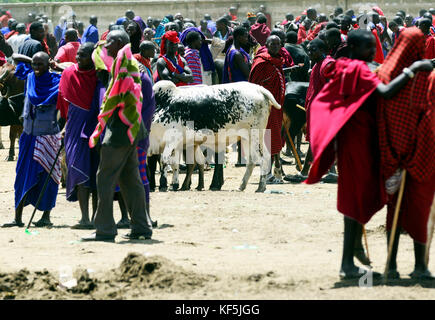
[
  {"x1": 133, "y1": 53, "x2": 152, "y2": 71},
  {"x1": 305, "y1": 57, "x2": 386, "y2": 224},
  {"x1": 424, "y1": 34, "x2": 435, "y2": 59},
  {"x1": 249, "y1": 23, "x2": 271, "y2": 46},
  {"x1": 377, "y1": 27, "x2": 435, "y2": 243},
  {"x1": 256, "y1": 46, "x2": 294, "y2": 67},
  {"x1": 297, "y1": 25, "x2": 307, "y2": 44},
  {"x1": 57, "y1": 64, "x2": 97, "y2": 119},
  {"x1": 0, "y1": 50, "x2": 6, "y2": 66},
  {"x1": 304, "y1": 55, "x2": 335, "y2": 142},
  {"x1": 249, "y1": 50, "x2": 285, "y2": 156},
  {"x1": 5, "y1": 30, "x2": 18, "y2": 40},
  {"x1": 307, "y1": 22, "x2": 327, "y2": 41},
  {"x1": 372, "y1": 29, "x2": 384, "y2": 64}
]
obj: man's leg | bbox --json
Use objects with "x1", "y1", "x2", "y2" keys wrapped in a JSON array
[
  {"x1": 117, "y1": 144, "x2": 152, "y2": 238},
  {"x1": 2, "y1": 193, "x2": 27, "y2": 227},
  {"x1": 92, "y1": 145, "x2": 132, "y2": 237},
  {"x1": 410, "y1": 241, "x2": 435, "y2": 279},
  {"x1": 71, "y1": 185, "x2": 93, "y2": 229},
  {"x1": 386, "y1": 229, "x2": 401, "y2": 278},
  {"x1": 116, "y1": 191, "x2": 131, "y2": 228}
]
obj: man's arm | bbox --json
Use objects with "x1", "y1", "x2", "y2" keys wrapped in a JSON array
[
  {"x1": 12, "y1": 53, "x2": 32, "y2": 64},
  {"x1": 171, "y1": 57, "x2": 194, "y2": 83},
  {"x1": 376, "y1": 59, "x2": 433, "y2": 99},
  {"x1": 233, "y1": 50, "x2": 250, "y2": 79},
  {"x1": 156, "y1": 57, "x2": 175, "y2": 81}
]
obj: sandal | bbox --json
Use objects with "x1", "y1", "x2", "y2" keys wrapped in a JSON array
[
  {"x1": 32, "y1": 220, "x2": 53, "y2": 228},
  {"x1": 409, "y1": 270, "x2": 435, "y2": 280},
  {"x1": 266, "y1": 174, "x2": 283, "y2": 185},
  {"x1": 2, "y1": 220, "x2": 24, "y2": 228},
  {"x1": 71, "y1": 222, "x2": 94, "y2": 230},
  {"x1": 284, "y1": 173, "x2": 307, "y2": 183}
]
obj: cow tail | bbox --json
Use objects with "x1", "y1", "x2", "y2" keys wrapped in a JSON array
[{"x1": 259, "y1": 87, "x2": 281, "y2": 110}]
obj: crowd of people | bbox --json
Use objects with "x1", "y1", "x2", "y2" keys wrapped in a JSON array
[{"x1": 0, "y1": 4, "x2": 434, "y2": 280}]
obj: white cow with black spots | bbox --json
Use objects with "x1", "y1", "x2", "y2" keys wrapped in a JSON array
[{"x1": 151, "y1": 80, "x2": 281, "y2": 192}]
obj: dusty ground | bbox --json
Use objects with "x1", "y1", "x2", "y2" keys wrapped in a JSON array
[{"x1": 1, "y1": 126, "x2": 435, "y2": 300}]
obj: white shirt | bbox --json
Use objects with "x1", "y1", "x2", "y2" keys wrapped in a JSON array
[{"x1": 8, "y1": 34, "x2": 28, "y2": 53}]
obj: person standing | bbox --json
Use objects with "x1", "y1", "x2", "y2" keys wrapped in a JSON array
[
  {"x1": 7, "y1": 23, "x2": 26, "y2": 53},
  {"x1": 305, "y1": 29, "x2": 432, "y2": 279},
  {"x1": 249, "y1": 35, "x2": 286, "y2": 184},
  {"x1": 419, "y1": 18, "x2": 435, "y2": 59},
  {"x1": 377, "y1": 27, "x2": 435, "y2": 280},
  {"x1": 249, "y1": 15, "x2": 271, "y2": 47},
  {"x1": 134, "y1": 41, "x2": 156, "y2": 83},
  {"x1": 2, "y1": 52, "x2": 61, "y2": 228},
  {"x1": 155, "y1": 31, "x2": 193, "y2": 86},
  {"x1": 82, "y1": 16, "x2": 99, "y2": 44},
  {"x1": 18, "y1": 22, "x2": 48, "y2": 58},
  {"x1": 54, "y1": 29, "x2": 80, "y2": 63},
  {"x1": 57, "y1": 43, "x2": 102, "y2": 230},
  {"x1": 82, "y1": 30, "x2": 153, "y2": 242}
]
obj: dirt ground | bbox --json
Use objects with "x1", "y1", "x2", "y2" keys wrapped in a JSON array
[{"x1": 1, "y1": 126, "x2": 435, "y2": 300}]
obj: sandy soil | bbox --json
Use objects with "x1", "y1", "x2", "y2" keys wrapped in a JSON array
[{"x1": 1, "y1": 126, "x2": 435, "y2": 300}]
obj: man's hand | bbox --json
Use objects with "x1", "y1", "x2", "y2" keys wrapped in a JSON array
[{"x1": 410, "y1": 59, "x2": 434, "y2": 73}]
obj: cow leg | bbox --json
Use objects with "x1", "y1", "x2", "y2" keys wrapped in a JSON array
[
  {"x1": 196, "y1": 164, "x2": 204, "y2": 191},
  {"x1": 171, "y1": 163, "x2": 179, "y2": 191},
  {"x1": 209, "y1": 152, "x2": 220, "y2": 190},
  {"x1": 239, "y1": 163, "x2": 255, "y2": 191},
  {"x1": 147, "y1": 154, "x2": 159, "y2": 192},
  {"x1": 159, "y1": 162, "x2": 168, "y2": 192},
  {"x1": 210, "y1": 151, "x2": 224, "y2": 191},
  {"x1": 180, "y1": 163, "x2": 195, "y2": 191}
]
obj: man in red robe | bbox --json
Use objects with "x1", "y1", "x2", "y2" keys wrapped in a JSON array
[
  {"x1": 305, "y1": 29, "x2": 432, "y2": 279},
  {"x1": 377, "y1": 27, "x2": 435, "y2": 280},
  {"x1": 419, "y1": 18, "x2": 435, "y2": 59},
  {"x1": 367, "y1": 12, "x2": 385, "y2": 64},
  {"x1": 285, "y1": 38, "x2": 337, "y2": 184},
  {"x1": 249, "y1": 35, "x2": 286, "y2": 184}
]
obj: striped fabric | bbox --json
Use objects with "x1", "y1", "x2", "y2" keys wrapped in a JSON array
[
  {"x1": 184, "y1": 48, "x2": 203, "y2": 85},
  {"x1": 33, "y1": 133, "x2": 62, "y2": 185}
]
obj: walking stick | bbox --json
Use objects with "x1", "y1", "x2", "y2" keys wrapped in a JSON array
[
  {"x1": 362, "y1": 225, "x2": 370, "y2": 261},
  {"x1": 26, "y1": 140, "x2": 64, "y2": 231},
  {"x1": 383, "y1": 170, "x2": 407, "y2": 282},
  {"x1": 284, "y1": 126, "x2": 303, "y2": 171}
]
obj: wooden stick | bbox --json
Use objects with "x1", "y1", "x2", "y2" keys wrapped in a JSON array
[
  {"x1": 383, "y1": 170, "x2": 407, "y2": 282},
  {"x1": 296, "y1": 104, "x2": 306, "y2": 111},
  {"x1": 362, "y1": 225, "x2": 370, "y2": 261},
  {"x1": 284, "y1": 126, "x2": 302, "y2": 171}
]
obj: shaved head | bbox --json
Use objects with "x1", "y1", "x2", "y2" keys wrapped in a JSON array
[
  {"x1": 108, "y1": 29, "x2": 130, "y2": 46},
  {"x1": 65, "y1": 28, "x2": 79, "y2": 42},
  {"x1": 32, "y1": 52, "x2": 50, "y2": 76}
]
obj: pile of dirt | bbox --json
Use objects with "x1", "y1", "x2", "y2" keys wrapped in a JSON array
[
  {"x1": 0, "y1": 252, "x2": 214, "y2": 299},
  {"x1": 112, "y1": 252, "x2": 212, "y2": 291},
  {"x1": 0, "y1": 269, "x2": 61, "y2": 299}
]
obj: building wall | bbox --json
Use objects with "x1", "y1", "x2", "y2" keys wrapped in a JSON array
[{"x1": 3, "y1": 0, "x2": 432, "y2": 30}]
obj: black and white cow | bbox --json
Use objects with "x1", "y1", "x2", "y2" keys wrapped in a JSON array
[{"x1": 151, "y1": 80, "x2": 281, "y2": 192}]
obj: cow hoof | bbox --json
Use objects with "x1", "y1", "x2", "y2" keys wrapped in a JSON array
[
  {"x1": 196, "y1": 186, "x2": 204, "y2": 191},
  {"x1": 171, "y1": 184, "x2": 179, "y2": 191},
  {"x1": 5, "y1": 155, "x2": 14, "y2": 161},
  {"x1": 209, "y1": 186, "x2": 221, "y2": 191},
  {"x1": 159, "y1": 187, "x2": 168, "y2": 192},
  {"x1": 255, "y1": 186, "x2": 266, "y2": 193},
  {"x1": 150, "y1": 188, "x2": 155, "y2": 193},
  {"x1": 180, "y1": 186, "x2": 190, "y2": 191}
]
